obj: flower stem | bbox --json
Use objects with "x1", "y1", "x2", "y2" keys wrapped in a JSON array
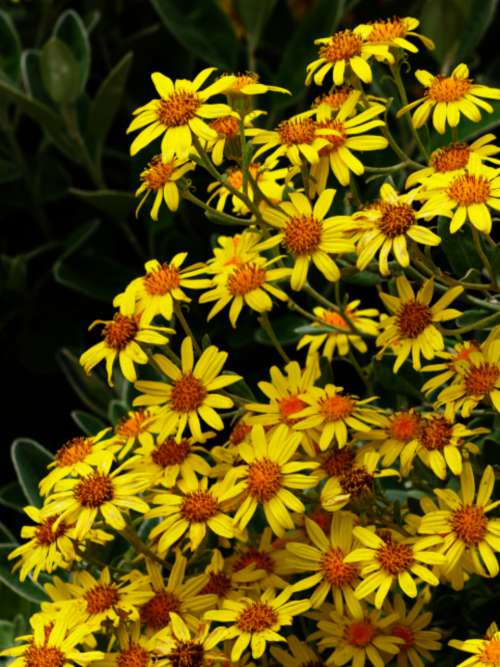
[{"x1": 258, "y1": 313, "x2": 290, "y2": 363}]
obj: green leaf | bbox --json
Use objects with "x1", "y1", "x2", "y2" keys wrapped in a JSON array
[
  {"x1": 68, "y1": 188, "x2": 135, "y2": 221},
  {"x1": 0, "y1": 10, "x2": 21, "y2": 83},
  {"x1": 57, "y1": 348, "x2": 114, "y2": 419},
  {"x1": 342, "y1": 270, "x2": 383, "y2": 286},
  {"x1": 0, "y1": 482, "x2": 26, "y2": 513},
  {"x1": 20, "y1": 49, "x2": 51, "y2": 103},
  {"x1": 437, "y1": 218, "x2": 481, "y2": 277},
  {"x1": 150, "y1": 0, "x2": 239, "y2": 70},
  {"x1": 10, "y1": 438, "x2": 53, "y2": 508},
  {"x1": 457, "y1": 309, "x2": 489, "y2": 327},
  {"x1": 53, "y1": 9, "x2": 90, "y2": 94},
  {"x1": 0, "y1": 619, "x2": 14, "y2": 651},
  {"x1": 108, "y1": 400, "x2": 129, "y2": 425},
  {"x1": 40, "y1": 37, "x2": 81, "y2": 103},
  {"x1": 237, "y1": 0, "x2": 277, "y2": 50},
  {"x1": 87, "y1": 51, "x2": 133, "y2": 159},
  {"x1": 419, "y1": 0, "x2": 466, "y2": 65},
  {"x1": 0, "y1": 544, "x2": 47, "y2": 603},
  {"x1": 71, "y1": 410, "x2": 107, "y2": 435}
]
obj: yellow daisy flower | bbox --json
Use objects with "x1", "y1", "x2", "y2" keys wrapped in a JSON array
[
  {"x1": 306, "y1": 26, "x2": 393, "y2": 86},
  {"x1": 376, "y1": 275, "x2": 463, "y2": 371},
  {"x1": 80, "y1": 311, "x2": 173, "y2": 385},
  {"x1": 312, "y1": 86, "x2": 363, "y2": 121},
  {"x1": 204, "y1": 587, "x2": 310, "y2": 661},
  {"x1": 96, "y1": 620, "x2": 170, "y2": 667},
  {"x1": 112, "y1": 407, "x2": 157, "y2": 459},
  {"x1": 352, "y1": 183, "x2": 441, "y2": 276},
  {"x1": 270, "y1": 634, "x2": 322, "y2": 667},
  {"x1": 205, "y1": 230, "x2": 263, "y2": 271},
  {"x1": 449, "y1": 622, "x2": 500, "y2": 667},
  {"x1": 362, "y1": 409, "x2": 422, "y2": 466},
  {"x1": 397, "y1": 64, "x2": 500, "y2": 135},
  {"x1": 232, "y1": 424, "x2": 319, "y2": 537},
  {"x1": 297, "y1": 301, "x2": 379, "y2": 360},
  {"x1": 128, "y1": 68, "x2": 235, "y2": 160},
  {"x1": 154, "y1": 612, "x2": 224, "y2": 667},
  {"x1": 146, "y1": 471, "x2": 239, "y2": 554},
  {"x1": 203, "y1": 110, "x2": 264, "y2": 165},
  {"x1": 362, "y1": 16, "x2": 434, "y2": 52},
  {"x1": 344, "y1": 527, "x2": 445, "y2": 608},
  {"x1": 418, "y1": 463, "x2": 500, "y2": 579},
  {"x1": 135, "y1": 156, "x2": 195, "y2": 219},
  {"x1": 115, "y1": 255, "x2": 210, "y2": 325},
  {"x1": 420, "y1": 340, "x2": 480, "y2": 397},
  {"x1": 225, "y1": 72, "x2": 290, "y2": 98},
  {"x1": 258, "y1": 189, "x2": 355, "y2": 290},
  {"x1": 134, "y1": 336, "x2": 240, "y2": 441}
]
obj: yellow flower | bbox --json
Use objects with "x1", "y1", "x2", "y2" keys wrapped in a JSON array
[
  {"x1": 286, "y1": 512, "x2": 364, "y2": 615},
  {"x1": 200, "y1": 549, "x2": 265, "y2": 605},
  {"x1": 345, "y1": 527, "x2": 445, "y2": 608},
  {"x1": 363, "y1": 409, "x2": 422, "y2": 466},
  {"x1": 306, "y1": 26, "x2": 393, "y2": 86},
  {"x1": 270, "y1": 634, "x2": 322, "y2": 667},
  {"x1": 135, "y1": 156, "x2": 195, "y2": 219},
  {"x1": 312, "y1": 86, "x2": 365, "y2": 121},
  {"x1": 418, "y1": 463, "x2": 500, "y2": 579},
  {"x1": 376, "y1": 276, "x2": 463, "y2": 371},
  {"x1": 80, "y1": 311, "x2": 172, "y2": 385},
  {"x1": 134, "y1": 336, "x2": 240, "y2": 441},
  {"x1": 204, "y1": 587, "x2": 310, "y2": 661},
  {"x1": 115, "y1": 255, "x2": 209, "y2": 325},
  {"x1": 232, "y1": 424, "x2": 319, "y2": 537},
  {"x1": 398, "y1": 64, "x2": 500, "y2": 135},
  {"x1": 154, "y1": 612, "x2": 224, "y2": 666},
  {"x1": 147, "y1": 472, "x2": 239, "y2": 554},
  {"x1": 297, "y1": 301, "x2": 379, "y2": 360},
  {"x1": 449, "y1": 622, "x2": 500, "y2": 667},
  {"x1": 205, "y1": 230, "x2": 263, "y2": 271},
  {"x1": 203, "y1": 110, "x2": 264, "y2": 165},
  {"x1": 420, "y1": 340, "x2": 480, "y2": 396},
  {"x1": 128, "y1": 68, "x2": 235, "y2": 160},
  {"x1": 96, "y1": 620, "x2": 173, "y2": 667},
  {"x1": 258, "y1": 189, "x2": 355, "y2": 290},
  {"x1": 362, "y1": 16, "x2": 434, "y2": 52},
  {"x1": 225, "y1": 72, "x2": 290, "y2": 97},
  {"x1": 112, "y1": 407, "x2": 157, "y2": 459}
]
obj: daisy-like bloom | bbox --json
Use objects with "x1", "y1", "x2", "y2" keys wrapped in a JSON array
[
  {"x1": 258, "y1": 189, "x2": 355, "y2": 291},
  {"x1": 39, "y1": 428, "x2": 116, "y2": 496},
  {"x1": 362, "y1": 409, "x2": 423, "y2": 467},
  {"x1": 96, "y1": 621, "x2": 171, "y2": 667},
  {"x1": 306, "y1": 26, "x2": 393, "y2": 86},
  {"x1": 1, "y1": 614, "x2": 102, "y2": 667},
  {"x1": 297, "y1": 301, "x2": 379, "y2": 360},
  {"x1": 204, "y1": 587, "x2": 310, "y2": 661},
  {"x1": 449, "y1": 622, "x2": 500, "y2": 667},
  {"x1": 418, "y1": 463, "x2": 500, "y2": 579},
  {"x1": 199, "y1": 254, "x2": 291, "y2": 328},
  {"x1": 312, "y1": 602, "x2": 403, "y2": 667},
  {"x1": 225, "y1": 72, "x2": 290, "y2": 98},
  {"x1": 134, "y1": 336, "x2": 240, "y2": 441},
  {"x1": 362, "y1": 16, "x2": 434, "y2": 52},
  {"x1": 147, "y1": 471, "x2": 240, "y2": 554},
  {"x1": 80, "y1": 311, "x2": 172, "y2": 386},
  {"x1": 292, "y1": 383, "x2": 386, "y2": 450},
  {"x1": 232, "y1": 424, "x2": 319, "y2": 537},
  {"x1": 376, "y1": 275, "x2": 463, "y2": 371},
  {"x1": 312, "y1": 86, "x2": 362, "y2": 121},
  {"x1": 42, "y1": 458, "x2": 150, "y2": 538},
  {"x1": 344, "y1": 528, "x2": 445, "y2": 608},
  {"x1": 135, "y1": 156, "x2": 195, "y2": 219},
  {"x1": 200, "y1": 549, "x2": 263, "y2": 604},
  {"x1": 128, "y1": 68, "x2": 235, "y2": 161},
  {"x1": 205, "y1": 230, "x2": 263, "y2": 272},
  {"x1": 352, "y1": 183, "x2": 441, "y2": 276},
  {"x1": 154, "y1": 612, "x2": 224, "y2": 667},
  {"x1": 271, "y1": 634, "x2": 322, "y2": 667},
  {"x1": 384, "y1": 594, "x2": 442, "y2": 667},
  {"x1": 204, "y1": 110, "x2": 264, "y2": 165},
  {"x1": 417, "y1": 155, "x2": 500, "y2": 234},
  {"x1": 397, "y1": 64, "x2": 500, "y2": 135},
  {"x1": 115, "y1": 255, "x2": 210, "y2": 325},
  {"x1": 112, "y1": 408, "x2": 157, "y2": 459},
  {"x1": 420, "y1": 340, "x2": 480, "y2": 396},
  {"x1": 286, "y1": 512, "x2": 364, "y2": 615}
]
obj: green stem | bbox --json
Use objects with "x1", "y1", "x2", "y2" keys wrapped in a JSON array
[
  {"x1": 347, "y1": 350, "x2": 373, "y2": 393},
  {"x1": 183, "y1": 190, "x2": 255, "y2": 226},
  {"x1": 471, "y1": 226, "x2": 497, "y2": 287},
  {"x1": 174, "y1": 302, "x2": 202, "y2": 355},
  {"x1": 258, "y1": 313, "x2": 290, "y2": 363},
  {"x1": 118, "y1": 525, "x2": 164, "y2": 565},
  {"x1": 390, "y1": 62, "x2": 429, "y2": 161},
  {"x1": 61, "y1": 105, "x2": 105, "y2": 188},
  {"x1": 439, "y1": 311, "x2": 500, "y2": 336}
]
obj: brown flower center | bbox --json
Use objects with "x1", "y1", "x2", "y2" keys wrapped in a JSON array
[
  {"x1": 283, "y1": 215, "x2": 322, "y2": 255},
  {"x1": 35, "y1": 516, "x2": 67, "y2": 546},
  {"x1": 464, "y1": 363, "x2": 499, "y2": 396},
  {"x1": 320, "y1": 30, "x2": 363, "y2": 62},
  {"x1": 84, "y1": 583, "x2": 120, "y2": 614},
  {"x1": 74, "y1": 473, "x2": 114, "y2": 507},
  {"x1": 231, "y1": 73, "x2": 258, "y2": 92},
  {"x1": 377, "y1": 540, "x2": 414, "y2": 574},
  {"x1": 431, "y1": 144, "x2": 470, "y2": 172},
  {"x1": 228, "y1": 263, "x2": 266, "y2": 296},
  {"x1": 117, "y1": 645, "x2": 150, "y2": 667},
  {"x1": 368, "y1": 18, "x2": 407, "y2": 41},
  {"x1": 322, "y1": 446, "x2": 356, "y2": 477},
  {"x1": 202, "y1": 572, "x2": 232, "y2": 597},
  {"x1": 247, "y1": 458, "x2": 283, "y2": 502},
  {"x1": 142, "y1": 156, "x2": 175, "y2": 190},
  {"x1": 321, "y1": 547, "x2": 359, "y2": 587},
  {"x1": 140, "y1": 591, "x2": 181, "y2": 630},
  {"x1": 144, "y1": 264, "x2": 181, "y2": 295},
  {"x1": 317, "y1": 119, "x2": 347, "y2": 155},
  {"x1": 278, "y1": 118, "x2": 316, "y2": 145},
  {"x1": 181, "y1": 490, "x2": 219, "y2": 522},
  {"x1": 168, "y1": 642, "x2": 205, "y2": 667},
  {"x1": 480, "y1": 639, "x2": 500, "y2": 664},
  {"x1": 157, "y1": 91, "x2": 200, "y2": 127},
  {"x1": 375, "y1": 201, "x2": 415, "y2": 238},
  {"x1": 55, "y1": 437, "x2": 92, "y2": 467},
  {"x1": 397, "y1": 302, "x2": 432, "y2": 338},
  {"x1": 451, "y1": 505, "x2": 488, "y2": 545},
  {"x1": 393, "y1": 624, "x2": 415, "y2": 648},
  {"x1": 233, "y1": 547, "x2": 274, "y2": 574},
  {"x1": 340, "y1": 466, "x2": 374, "y2": 497},
  {"x1": 420, "y1": 416, "x2": 452, "y2": 450},
  {"x1": 103, "y1": 314, "x2": 139, "y2": 350},
  {"x1": 389, "y1": 412, "x2": 421, "y2": 442},
  {"x1": 210, "y1": 115, "x2": 240, "y2": 137},
  {"x1": 226, "y1": 167, "x2": 245, "y2": 189},
  {"x1": 170, "y1": 374, "x2": 207, "y2": 412},
  {"x1": 428, "y1": 76, "x2": 472, "y2": 102},
  {"x1": 344, "y1": 620, "x2": 376, "y2": 647},
  {"x1": 237, "y1": 601, "x2": 277, "y2": 632},
  {"x1": 447, "y1": 173, "x2": 490, "y2": 205},
  {"x1": 230, "y1": 420, "x2": 252, "y2": 445},
  {"x1": 25, "y1": 646, "x2": 65, "y2": 667},
  {"x1": 152, "y1": 437, "x2": 191, "y2": 467},
  {"x1": 279, "y1": 395, "x2": 307, "y2": 425},
  {"x1": 319, "y1": 394, "x2": 355, "y2": 422}
]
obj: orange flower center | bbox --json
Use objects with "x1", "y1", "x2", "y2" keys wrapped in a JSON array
[
  {"x1": 480, "y1": 639, "x2": 500, "y2": 664},
  {"x1": 229, "y1": 420, "x2": 252, "y2": 445},
  {"x1": 317, "y1": 119, "x2": 347, "y2": 155},
  {"x1": 389, "y1": 412, "x2": 421, "y2": 442},
  {"x1": 431, "y1": 144, "x2": 470, "y2": 172},
  {"x1": 140, "y1": 591, "x2": 181, "y2": 630},
  {"x1": 319, "y1": 394, "x2": 355, "y2": 422},
  {"x1": 314, "y1": 87, "x2": 352, "y2": 111},
  {"x1": 84, "y1": 583, "x2": 120, "y2": 614},
  {"x1": 321, "y1": 547, "x2": 359, "y2": 587},
  {"x1": 279, "y1": 395, "x2": 307, "y2": 425},
  {"x1": 233, "y1": 547, "x2": 274, "y2": 574},
  {"x1": 420, "y1": 416, "x2": 453, "y2": 450},
  {"x1": 202, "y1": 572, "x2": 232, "y2": 597},
  {"x1": 397, "y1": 302, "x2": 432, "y2": 338},
  {"x1": 393, "y1": 624, "x2": 415, "y2": 648},
  {"x1": 55, "y1": 437, "x2": 92, "y2": 467},
  {"x1": 344, "y1": 620, "x2": 376, "y2": 647},
  {"x1": 340, "y1": 466, "x2": 374, "y2": 497},
  {"x1": 278, "y1": 118, "x2": 317, "y2": 145},
  {"x1": 283, "y1": 215, "x2": 322, "y2": 255},
  {"x1": 74, "y1": 473, "x2": 114, "y2": 507},
  {"x1": 320, "y1": 30, "x2": 363, "y2": 62},
  {"x1": 231, "y1": 73, "x2": 258, "y2": 92},
  {"x1": 228, "y1": 262, "x2": 266, "y2": 296},
  {"x1": 103, "y1": 314, "x2": 139, "y2": 350},
  {"x1": 25, "y1": 645, "x2": 65, "y2": 667},
  {"x1": 247, "y1": 458, "x2": 283, "y2": 502},
  {"x1": 451, "y1": 505, "x2": 488, "y2": 545},
  {"x1": 237, "y1": 601, "x2": 277, "y2": 632},
  {"x1": 170, "y1": 374, "x2": 207, "y2": 413},
  {"x1": 35, "y1": 516, "x2": 67, "y2": 546},
  {"x1": 157, "y1": 91, "x2": 200, "y2": 127},
  {"x1": 226, "y1": 167, "x2": 245, "y2": 189},
  {"x1": 117, "y1": 645, "x2": 150, "y2": 667},
  {"x1": 375, "y1": 201, "x2": 415, "y2": 238},
  {"x1": 368, "y1": 18, "x2": 407, "y2": 41},
  {"x1": 117, "y1": 409, "x2": 150, "y2": 437},
  {"x1": 168, "y1": 642, "x2": 205, "y2": 667},
  {"x1": 144, "y1": 264, "x2": 181, "y2": 295},
  {"x1": 321, "y1": 446, "x2": 356, "y2": 476},
  {"x1": 447, "y1": 173, "x2": 490, "y2": 205},
  {"x1": 142, "y1": 156, "x2": 175, "y2": 190},
  {"x1": 181, "y1": 490, "x2": 219, "y2": 522},
  {"x1": 152, "y1": 437, "x2": 191, "y2": 467},
  {"x1": 210, "y1": 115, "x2": 240, "y2": 137},
  {"x1": 428, "y1": 76, "x2": 472, "y2": 102},
  {"x1": 322, "y1": 309, "x2": 349, "y2": 330},
  {"x1": 377, "y1": 540, "x2": 414, "y2": 574},
  {"x1": 464, "y1": 363, "x2": 499, "y2": 396}
]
